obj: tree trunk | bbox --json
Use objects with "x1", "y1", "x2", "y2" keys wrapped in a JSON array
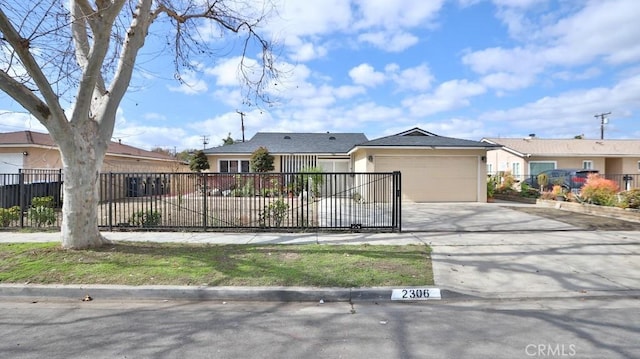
[{"x1": 59, "y1": 136, "x2": 109, "y2": 249}]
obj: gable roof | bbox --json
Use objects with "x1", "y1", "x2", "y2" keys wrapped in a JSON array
[
  {"x1": 0, "y1": 130, "x2": 175, "y2": 162},
  {"x1": 355, "y1": 127, "x2": 499, "y2": 149},
  {"x1": 204, "y1": 132, "x2": 368, "y2": 155},
  {"x1": 482, "y1": 137, "x2": 640, "y2": 157}
]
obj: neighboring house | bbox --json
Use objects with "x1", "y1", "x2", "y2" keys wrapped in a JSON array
[
  {"x1": 481, "y1": 136, "x2": 640, "y2": 181},
  {"x1": 205, "y1": 128, "x2": 497, "y2": 202},
  {"x1": 0, "y1": 130, "x2": 182, "y2": 174}
]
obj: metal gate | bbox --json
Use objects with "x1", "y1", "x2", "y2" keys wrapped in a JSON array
[{"x1": 98, "y1": 172, "x2": 401, "y2": 232}]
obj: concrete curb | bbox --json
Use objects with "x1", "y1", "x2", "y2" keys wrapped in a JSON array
[
  {"x1": 2, "y1": 284, "x2": 637, "y2": 303},
  {"x1": 0, "y1": 284, "x2": 395, "y2": 303}
]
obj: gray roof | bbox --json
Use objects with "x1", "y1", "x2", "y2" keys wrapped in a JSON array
[
  {"x1": 204, "y1": 132, "x2": 369, "y2": 155},
  {"x1": 356, "y1": 128, "x2": 499, "y2": 148}
]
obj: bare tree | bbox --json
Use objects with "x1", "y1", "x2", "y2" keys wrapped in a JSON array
[{"x1": 0, "y1": 0, "x2": 278, "y2": 249}]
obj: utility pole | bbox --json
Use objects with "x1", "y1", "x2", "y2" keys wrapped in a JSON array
[
  {"x1": 236, "y1": 110, "x2": 246, "y2": 142},
  {"x1": 595, "y1": 112, "x2": 611, "y2": 140},
  {"x1": 201, "y1": 135, "x2": 209, "y2": 149}
]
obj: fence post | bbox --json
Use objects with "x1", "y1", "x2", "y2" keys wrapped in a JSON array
[
  {"x1": 108, "y1": 172, "x2": 113, "y2": 231},
  {"x1": 18, "y1": 170, "x2": 25, "y2": 228},
  {"x1": 56, "y1": 168, "x2": 63, "y2": 208},
  {"x1": 392, "y1": 171, "x2": 401, "y2": 232},
  {"x1": 202, "y1": 173, "x2": 208, "y2": 228}
]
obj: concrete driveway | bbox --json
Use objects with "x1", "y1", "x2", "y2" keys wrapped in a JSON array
[
  {"x1": 399, "y1": 201, "x2": 640, "y2": 299},
  {"x1": 402, "y1": 201, "x2": 578, "y2": 232}
]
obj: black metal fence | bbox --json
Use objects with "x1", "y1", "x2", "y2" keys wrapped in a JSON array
[
  {"x1": 0, "y1": 169, "x2": 63, "y2": 228},
  {"x1": 98, "y1": 172, "x2": 402, "y2": 232}
]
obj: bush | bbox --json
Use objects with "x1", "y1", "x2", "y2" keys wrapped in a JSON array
[
  {"x1": 129, "y1": 210, "x2": 162, "y2": 227},
  {"x1": 0, "y1": 206, "x2": 21, "y2": 227},
  {"x1": 519, "y1": 182, "x2": 540, "y2": 198},
  {"x1": 619, "y1": 189, "x2": 640, "y2": 209},
  {"x1": 260, "y1": 198, "x2": 289, "y2": 227},
  {"x1": 28, "y1": 206, "x2": 56, "y2": 227},
  {"x1": 579, "y1": 174, "x2": 619, "y2": 206},
  {"x1": 31, "y1": 196, "x2": 54, "y2": 208}
]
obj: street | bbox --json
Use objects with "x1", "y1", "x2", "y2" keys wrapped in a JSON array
[{"x1": 1, "y1": 297, "x2": 637, "y2": 359}]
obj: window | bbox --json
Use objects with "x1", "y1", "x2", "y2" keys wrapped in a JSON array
[
  {"x1": 529, "y1": 161, "x2": 556, "y2": 176},
  {"x1": 512, "y1": 162, "x2": 521, "y2": 177},
  {"x1": 583, "y1": 160, "x2": 593, "y2": 170},
  {"x1": 219, "y1": 160, "x2": 250, "y2": 173},
  {"x1": 487, "y1": 163, "x2": 493, "y2": 175}
]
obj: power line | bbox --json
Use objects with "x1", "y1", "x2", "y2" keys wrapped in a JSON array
[{"x1": 594, "y1": 112, "x2": 611, "y2": 140}]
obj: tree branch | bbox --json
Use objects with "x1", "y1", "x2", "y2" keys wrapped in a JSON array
[
  {"x1": 0, "y1": 7, "x2": 67, "y2": 130},
  {"x1": 70, "y1": 0, "x2": 123, "y2": 127}
]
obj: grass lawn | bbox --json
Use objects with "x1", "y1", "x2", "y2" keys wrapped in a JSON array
[{"x1": 0, "y1": 242, "x2": 433, "y2": 287}]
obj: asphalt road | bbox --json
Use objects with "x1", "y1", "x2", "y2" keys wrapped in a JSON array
[{"x1": 1, "y1": 297, "x2": 638, "y2": 359}]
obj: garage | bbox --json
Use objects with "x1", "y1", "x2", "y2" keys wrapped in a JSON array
[
  {"x1": 350, "y1": 127, "x2": 498, "y2": 203},
  {"x1": 376, "y1": 155, "x2": 479, "y2": 202}
]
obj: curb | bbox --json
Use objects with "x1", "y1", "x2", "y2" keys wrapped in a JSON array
[
  {"x1": 0, "y1": 284, "x2": 401, "y2": 303},
  {"x1": 2, "y1": 285, "x2": 637, "y2": 303}
]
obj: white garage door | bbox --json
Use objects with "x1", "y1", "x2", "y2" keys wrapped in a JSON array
[
  {"x1": 376, "y1": 156, "x2": 478, "y2": 202},
  {"x1": 0, "y1": 153, "x2": 23, "y2": 185}
]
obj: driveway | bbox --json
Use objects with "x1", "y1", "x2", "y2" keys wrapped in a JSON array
[
  {"x1": 401, "y1": 201, "x2": 640, "y2": 232},
  {"x1": 402, "y1": 201, "x2": 578, "y2": 232},
  {"x1": 403, "y1": 201, "x2": 640, "y2": 299}
]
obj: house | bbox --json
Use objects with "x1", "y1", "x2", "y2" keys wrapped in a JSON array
[
  {"x1": 204, "y1": 132, "x2": 368, "y2": 173},
  {"x1": 481, "y1": 136, "x2": 640, "y2": 186},
  {"x1": 0, "y1": 130, "x2": 182, "y2": 174},
  {"x1": 205, "y1": 128, "x2": 498, "y2": 202}
]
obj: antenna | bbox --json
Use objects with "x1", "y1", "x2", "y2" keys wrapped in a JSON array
[{"x1": 201, "y1": 135, "x2": 209, "y2": 149}]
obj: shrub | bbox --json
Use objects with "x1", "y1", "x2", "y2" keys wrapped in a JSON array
[
  {"x1": 487, "y1": 175, "x2": 498, "y2": 197},
  {"x1": 250, "y1": 146, "x2": 275, "y2": 172},
  {"x1": 0, "y1": 206, "x2": 21, "y2": 227},
  {"x1": 579, "y1": 174, "x2": 619, "y2": 206},
  {"x1": 129, "y1": 210, "x2": 162, "y2": 227},
  {"x1": 260, "y1": 198, "x2": 289, "y2": 227},
  {"x1": 498, "y1": 171, "x2": 516, "y2": 192},
  {"x1": 537, "y1": 173, "x2": 549, "y2": 191},
  {"x1": 31, "y1": 196, "x2": 54, "y2": 208},
  {"x1": 28, "y1": 206, "x2": 56, "y2": 227},
  {"x1": 619, "y1": 188, "x2": 640, "y2": 209},
  {"x1": 519, "y1": 182, "x2": 540, "y2": 198}
]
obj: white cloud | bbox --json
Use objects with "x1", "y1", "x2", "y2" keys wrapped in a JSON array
[
  {"x1": 481, "y1": 72, "x2": 535, "y2": 90},
  {"x1": 357, "y1": 31, "x2": 420, "y2": 52},
  {"x1": 349, "y1": 63, "x2": 386, "y2": 87},
  {"x1": 402, "y1": 79, "x2": 486, "y2": 116},
  {"x1": 0, "y1": 110, "x2": 47, "y2": 133},
  {"x1": 463, "y1": 0, "x2": 640, "y2": 86},
  {"x1": 389, "y1": 63, "x2": 435, "y2": 91},
  {"x1": 479, "y1": 74, "x2": 640, "y2": 138},
  {"x1": 353, "y1": 0, "x2": 445, "y2": 29}
]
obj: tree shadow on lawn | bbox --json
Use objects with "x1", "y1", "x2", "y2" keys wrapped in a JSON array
[{"x1": 86, "y1": 241, "x2": 434, "y2": 287}]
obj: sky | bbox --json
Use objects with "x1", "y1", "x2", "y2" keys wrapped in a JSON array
[{"x1": 1, "y1": 0, "x2": 640, "y2": 152}]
